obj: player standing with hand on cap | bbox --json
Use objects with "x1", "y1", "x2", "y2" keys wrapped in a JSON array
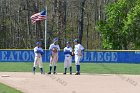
[
  {"x1": 33, "y1": 42, "x2": 44, "y2": 74},
  {"x1": 48, "y1": 38, "x2": 60, "y2": 74},
  {"x1": 73, "y1": 39, "x2": 84, "y2": 75},
  {"x1": 63, "y1": 42, "x2": 73, "y2": 75}
]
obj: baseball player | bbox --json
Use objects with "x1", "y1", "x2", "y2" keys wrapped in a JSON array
[
  {"x1": 33, "y1": 42, "x2": 44, "y2": 74},
  {"x1": 63, "y1": 42, "x2": 73, "y2": 75},
  {"x1": 73, "y1": 39, "x2": 84, "y2": 75},
  {"x1": 48, "y1": 38, "x2": 60, "y2": 74}
]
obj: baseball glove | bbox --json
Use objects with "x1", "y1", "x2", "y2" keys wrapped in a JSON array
[
  {"x1": 71, "y1": 52, "x2": 75, "y2": 56},
  {"x1": 52, "y1": 48, "x2": 57, "y2": 53}
]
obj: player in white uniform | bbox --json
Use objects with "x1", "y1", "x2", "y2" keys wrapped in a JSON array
[
  {"x1": 63, "y1": 42, "x2": 73, "y2": 75},
  {"x1": 33, "y1": 42, "x2": 44, "y2": 74},
  {"x1": 48, "y1": 38, "x2": 60, "y2": 74},
  {"x1": 73, "y1": 39, "x2": 84, "y2": 75}
]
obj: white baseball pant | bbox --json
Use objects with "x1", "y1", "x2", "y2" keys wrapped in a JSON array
[
  {"x1": 64, "y1": 56, "x2": 72, "y2": 68},
  {"x1": 33, "y1": 56, "x2": 43, "y2": 68}
]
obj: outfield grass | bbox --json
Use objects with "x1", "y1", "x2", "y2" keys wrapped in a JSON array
[
  {"x1": 0, "y1": 62, "x2": 140, "y2": 74},
  {"x1": 0, "y1": 83, "x2": 22, "y2": 93}
]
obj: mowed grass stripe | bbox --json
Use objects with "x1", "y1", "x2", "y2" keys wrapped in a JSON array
[
  {"x1": 0, "y1": 62, "x2": 140, "y2": 74},
  {"x1": 0, "y1": 82, "x2": 23, "y2": 93}
]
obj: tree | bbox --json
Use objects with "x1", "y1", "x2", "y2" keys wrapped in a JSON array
[
  {"x1": 0, "y1": 0, "x2": 115, "y2": 49},
  {"x1": 97, "y1": 0, "x2": 140, "y2": 49},
  {"x1": 78, "y1": 0, "x2": 86, "y2": 44}
]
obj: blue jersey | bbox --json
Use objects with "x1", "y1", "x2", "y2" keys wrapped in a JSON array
[
  {"x1": 34, "y1": 46, "x2": 44, "y2": 56},
  {"x1": 64, "y1": 46, "x2": 72, "y2": 56}
]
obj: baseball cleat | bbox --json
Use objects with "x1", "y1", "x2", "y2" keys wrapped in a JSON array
[
  {"x1": 63, "y1": 73, "x2": 66, "y2": 75},
  {"x1": 47, "y1": 72, "x2": 51, "y2": 74},
  {"x1": 33, "y1": 71, "x2": 35, "y2": 75},
  {"x1": 70, "y1": 73, "x2": 72, "y2": 75},
  {"x1": 75, "y1": 72, "x2": 80, "y2": 75},
  {"x1": 41, "y1": 72, "x2": 45, "y2": 74},
  {"x1": 53, "y1": 72, "x2": 57, "y2": 74}
]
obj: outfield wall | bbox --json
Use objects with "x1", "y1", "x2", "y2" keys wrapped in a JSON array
[{"x1": 0, "y1": 50, "x2": 140, "y2": 63}]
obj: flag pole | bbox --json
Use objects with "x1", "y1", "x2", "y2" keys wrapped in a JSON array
[{"x1": 45, "y1": 6, "x2": 47, "y2": 62}]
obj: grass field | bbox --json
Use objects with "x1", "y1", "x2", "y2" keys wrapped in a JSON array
[
  {"x1": 0, "y1": 62, "x2": 140, "y2": 74},
  {"x1": 0, "y1": 83, "x2": 22, "y2": 93}
]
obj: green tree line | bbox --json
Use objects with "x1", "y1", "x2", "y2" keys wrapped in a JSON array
[
  {"x1": 97, "y1": 0, "x2": 140, "y2": 49},
  {"x1": 1, "y1": 0, "x2": 140, "y2": 50}
]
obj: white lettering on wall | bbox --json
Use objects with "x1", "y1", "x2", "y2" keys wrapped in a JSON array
[
  {"x1": 22, "y1": 51, "x2": 29, "y2": 61},
  {"x1": 15, "y1": 51, "x2": 21, "y2": 61},
  {"x1": 0, "y1": 50, "x2": 34, "y2": 62},
  {"x1": 83, "y1": 52, "x2": 89, "y2": 61},
  {"x1": 83, "y1": 52, "x2": 118, "y2": 62},
  {"x1": 1, "y1": 51, "x2": 8, "y2": 61},
  {"x1": 9, "y1": 52, "x2": 15, "y2": 61}
]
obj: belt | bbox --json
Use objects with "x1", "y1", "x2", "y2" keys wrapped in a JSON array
[
  {"x1": 66, "y1": 56, "x2": 71, "y2": 57},
  {"x1": 35, "y1": 56, "x2": 41, "y2": 57}
]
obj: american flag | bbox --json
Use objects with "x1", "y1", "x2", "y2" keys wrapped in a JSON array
[{"x1": 30, "y1": 10, "x2": 46, "y2": 24}]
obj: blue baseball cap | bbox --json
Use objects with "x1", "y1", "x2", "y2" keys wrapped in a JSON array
[
  {"x1": 53, "y1": 38, "x2": 58, "y2": 42},
  {"x1": 73, "y1": 39, "x2": 79, "y2": 43},
  {"x1": 66, "y1": 42, "x2": 71, "y2": 44},
  {"x1": 36, "y1": 42, "x2": 41, "y2": 45}
]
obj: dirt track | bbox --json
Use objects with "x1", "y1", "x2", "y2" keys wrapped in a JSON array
[{"x1": 0, "y1": 72, "x2": 140, "y2": 93}]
